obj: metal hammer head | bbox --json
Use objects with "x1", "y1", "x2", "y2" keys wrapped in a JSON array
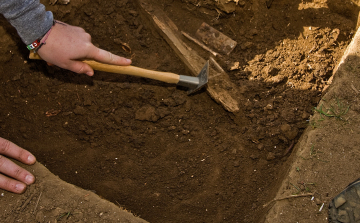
[{"x1": 177, "y1": 61, "x2": 209, "y2": 94}]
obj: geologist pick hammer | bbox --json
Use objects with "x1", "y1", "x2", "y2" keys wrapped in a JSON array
[{"x1": 29, "y1": 52, "x2": 209, "y2": 94}]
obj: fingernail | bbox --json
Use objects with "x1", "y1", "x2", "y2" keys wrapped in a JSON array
[
  {"x1": 15, "y1": 184, "x2": 25, "y2": 192},
  {"x1": 25, "y1": 175, "x2": 35, "y2": 184},
  {"x1": 126, "y1": 59, "x2": 132, "y2": 63},
  {"x1": 86, "y1": 71, "x2": 93, "y2": 76},
  {"x1": 27, "y1": 155, "x2": 36, "y2": 163}
]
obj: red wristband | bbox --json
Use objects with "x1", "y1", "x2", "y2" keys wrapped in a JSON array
[{"x1": 27, "y1": 39, "x2": 41, "y2": 50}]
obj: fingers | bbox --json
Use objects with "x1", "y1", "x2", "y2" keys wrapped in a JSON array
[
  {"x1": 0, "y1": 155, "x2": 35, "y2": 185},
  {"x1": 0, "y1": 138, "x2": 36, "y2": 194},
  {"x1": 0, "y1": 174, "x2": 27, "y2": 194},
  {"x1": 0, "y1": 137, "x2": 36, "y2": 165},
  {"x1": 89, "y1": 47, "x2": 132, "y2": 66},
  {"x1": 67, "y1": 60, "x2": 94, "y2": 76}
]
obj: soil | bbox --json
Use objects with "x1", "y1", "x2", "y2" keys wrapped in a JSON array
[
  {"x1": 0, "y1": 0, "x2": 359, "y2": 222},
  {"x1": 265, "y1": 30, "x2": 360, "y2": 222}
]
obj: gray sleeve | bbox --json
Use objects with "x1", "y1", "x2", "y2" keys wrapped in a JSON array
[{"x1": 0, "y1": 0, "x2": 53, "y2": 45}]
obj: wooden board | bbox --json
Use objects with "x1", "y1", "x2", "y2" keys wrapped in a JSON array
[
  {"x1": 136, "y1": 0, "x2": 239, "y2": 113},
  {"x1": 195, "y1": 22, "x2": 237, "y2": 55}
]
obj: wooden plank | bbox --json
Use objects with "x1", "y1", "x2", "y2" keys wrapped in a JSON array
[
  {"x1": 195, "y1": 22, "x2": 237, "y2": 56},
  {"x1": 136, "y1": 0, "x2": 239, "y2": 113}
]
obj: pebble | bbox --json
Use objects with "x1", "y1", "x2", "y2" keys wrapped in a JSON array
[
  {"x1": 280, "y1": 124, "x2": 299, "y2": 140},
  {"x1": 354, "y1": 208, "x2": 360, "y2": 221},
  {"x1": 257, "y1": 144, "x2": 264, "y2": 150},
  {"x1": 135, "y1": 105, "x2": 159, "y2": 122},
  {"x1": 266, "y1": 152, "x2": 276, "y2": 161},
  {"x1": 168, "y1": 126, "x2": 176, "y2": 131},
  {"x1": 233, "y1": 160, "x2": 240, "y2": 167},
  {"x1": 337, "y1": 210, "x2": 350, "y2": 223},
  {"x1": 84, "y1": 98, "x2": 92, "y2": 106},
  {"x1": 73, "y1": 106, "x2": 86, "y2": 115},
  {"x1": 185, "y1": 100, "x2": 192, "y2": 112},
  {"x1": 35, "y1": 211, "x2": 44, "y2": 223},
  {"x1": 334, "y1": 195, "x2": 346, "y2": 208}
]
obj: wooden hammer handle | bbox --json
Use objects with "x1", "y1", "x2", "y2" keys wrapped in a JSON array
[{"x1": 29, "y1": 52, "x2": 180, "y2": 84}]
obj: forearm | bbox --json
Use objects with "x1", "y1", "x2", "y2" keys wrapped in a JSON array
[{"x1": 0, "y1": 0, "x2": 53, "y2": 45}]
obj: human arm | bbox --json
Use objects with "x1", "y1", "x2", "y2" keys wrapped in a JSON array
[
  {"x1": 0, "y1": 137, "x2": 36, "y2": 194},
  {"x1": 0, "y1": 0, "x2": 132, "y2": 76}
]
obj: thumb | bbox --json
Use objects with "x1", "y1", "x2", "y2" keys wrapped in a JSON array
[{"x1": 67, "y1": 60, "x2": 94, "y2": 76}]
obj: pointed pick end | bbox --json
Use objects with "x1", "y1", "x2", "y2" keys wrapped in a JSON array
[{"x1": 187, "y1": 61, "x2": 209, "y2": 95}]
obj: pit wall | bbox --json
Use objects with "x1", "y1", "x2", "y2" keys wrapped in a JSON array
[{"x1": 264, "y1": 18, "x2": 360, "y2": 223}]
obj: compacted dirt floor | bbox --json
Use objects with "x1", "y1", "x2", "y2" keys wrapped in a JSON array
[{"x1": 1, "y1": 0, "x2": 359, "y2": 222}]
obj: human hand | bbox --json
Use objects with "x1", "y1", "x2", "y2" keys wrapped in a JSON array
[
  {"x1": 0, "y1": 137, "x2": 36, "y2": 194},
  {"x1": 37, "y1": 21, "x2": 132, "y2": 76}
]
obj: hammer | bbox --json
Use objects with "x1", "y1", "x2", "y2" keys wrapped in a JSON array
[{"x1": 29, "y1": 52, "x2": 209, "y2": 94}]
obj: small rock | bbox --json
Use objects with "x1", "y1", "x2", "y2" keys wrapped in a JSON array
[
  {"x1": 84, "y1": 98, "x2": 92, "y2": 106},
  {"x1": 59, "y1": 0, "x2": 70, "y2": 4},
  {"x1": 217, "y1": 0, "x2": 236, "y2": 13},
  {"x1": 73, "y1": 106, "x2": 86, "y2": 115},
  {"x1": 264, "y1": 103, "x2": 274, "y2": 111},
  {"x1": 230, "y1": 62, "x2": 240, "y2": 71},
  {"x1": 354, "y1": 207, "x2": 360, "y2": 221},
  {"x1": 168, "y1": 126, "x2": 176, "y2": 131},
  {"x1": 334, "y1": 195, "x2": 347, "y2": 208},
  {"x1": 62, "y1": 111, "x2": 73, "y2": 116},
  {"x1": 257, "y1": 144, "x2": 264, "y2": 150},
  {"x1": 266, "y1": 152, "x2": 276, "y2": 161},
  {"x1": 182, "y1": 129, "x2": 190, "y2": 135},
  {"x1": 128, "y1": 10, "x2": 138, "y2": 16},
  {"x1": 356, "y1": 187, "x2": 360, "y2": 198},
  {"x1": 185, "y1": 100, "x2": 192, "y2": 112},
  {"x1": 233, "y1": 160, "x2": 240, "y2": 167},
  {"x1": 73, "y1": 209, "x2": 84, "y2": 220},
  {"x1": 298, "y1": 83, "x2": 313, "y2": 90},
  {"x1": 238, "y1": 0, "x2": 246, "y2": 7},
  {"x1": 266, "y1": 75, "x2": 285, "y2": 84},
  {"x1": 171, "y1": 92, "x2": 186, "y2": 106},
  {"x1": 135, "y1": 105, "x2": 159, "y2": 122},
  {"x1": 242, "y1": 42, "x2": 253, "y2": 50},
  {"x1": 50, "y1": 207, "x2": 65, "y2": 217},
  {"x1": 337, "y1": 209, "x2": 350, "y2": 223},
  {"x1": 156, "y1": 107, "x2": 170, "y2": 118},
  {"x1": 35, "y1": 211, "x2": 45, "y2": 223},
  {"x1": 263, "y1": 66, "x2": 279, "y2": 77},
  {"x1": 280, "y1": 124, "x2": 299, "y2": 140},
  {"x1": 162, "y1": 98, "x2": 176, "y2": 107},
  {"x1": 302, "y1": 111, "x2": 310, "y2": 119},
  {"x1": 22, "y1": 134, "x2": 29, "y2": 139}
]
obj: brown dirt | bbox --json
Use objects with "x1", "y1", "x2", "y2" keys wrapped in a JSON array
[
  {"x1": 265, "y1": 27, "x2": 360, "y2": 222},
  {"x1": 0, "y1": 161, "x2": 147, "y2": 222},
  {"x1": 0, "y1": 0, "x2": 359, "y2": 222}
]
